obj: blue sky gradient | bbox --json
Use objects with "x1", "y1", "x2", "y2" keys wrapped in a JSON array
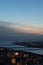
[{"x1": 0, "y1": 0, "x2": 43, "y2": 26}]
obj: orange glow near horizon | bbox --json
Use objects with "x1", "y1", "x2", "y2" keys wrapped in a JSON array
[{"x1": 7, "y1": 24, "x2": 43, "y2": 35}]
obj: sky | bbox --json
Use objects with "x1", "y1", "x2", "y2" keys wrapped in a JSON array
[{"x1": 0, "y1": 0, "x2": 43, "y2": 41}]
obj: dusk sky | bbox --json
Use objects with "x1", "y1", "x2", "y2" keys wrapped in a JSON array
[{"x1": 0, "y1": 0, "x2": 43, "y2": 41}]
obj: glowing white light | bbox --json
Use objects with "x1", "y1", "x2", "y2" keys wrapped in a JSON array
[{"x1": 15, "y1": 52, "x2": 19, "y2": 56}]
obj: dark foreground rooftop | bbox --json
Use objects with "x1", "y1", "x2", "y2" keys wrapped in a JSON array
[{"x1": 0, "y1": 47, "x2": 43, "y2": 65}]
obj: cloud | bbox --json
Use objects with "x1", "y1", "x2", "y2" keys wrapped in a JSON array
[{"x1": 0, "y1": 21, "x2": 43, "y2": 41}]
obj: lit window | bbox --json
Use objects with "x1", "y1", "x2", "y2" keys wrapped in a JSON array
[
  {"x1": 11, "y1": 58, "x2": 16, "y2": 64},
  {"x1": 24, "y1": 54, "x2": 29, "y2": 57}
]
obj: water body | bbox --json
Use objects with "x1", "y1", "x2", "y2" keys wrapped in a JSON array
[{"x1": 0, "y1": 42, "x2": 43, "y2": 55}]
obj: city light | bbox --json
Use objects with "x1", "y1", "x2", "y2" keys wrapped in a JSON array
[{"x1": 15, "y1": 52, "x2": 19, "y2": 56}]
